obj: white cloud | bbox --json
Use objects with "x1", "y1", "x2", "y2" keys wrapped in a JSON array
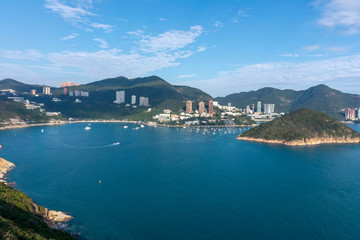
[
  {"x1": 179, "y1": 55, "x2": 360, "y2": 96},
  {"x1": 0, "y1": 26, "x2": 204, "y2": 83},
  {"x1": 139, "y1": 25, "x2": 203, "y2": 52},
  {"x1": 325, "y1": 46, "x2": 350, "y2": 52},
  {"x1": 197, "y1": 46, "x2": 206, "y2": 52},
  {"x1": 44, "y1": 0, "x2": 96, "y2": 22},
  {"x1": 0, "y1": 50, "x2": 43, "y2": 60},
  {"x1": 302, "y1": 44, "x2": 321, "y2": 52},
  {"x1": 127, "y1": 30, "x2": 144, "y2": 37},
  {"x1": 90, "y1": 22, "x2": 113, "y2": 33},
  {"x1": 47, "y1": 49, "x2": 183, "y2": 78},
  {"x1": 279, "y1": 53, "x2": 301, "y2": 57},
  {"x1": 45, "y1": 0, "x2": 114, "y2": 33},
  {"x1": 232, "y1": 9, "x2": 250, "y2": 23},
  {"x1": 313, "y1": 0, "x2": 360, "y2": 35},
  {"x1": 159, "y1": 18, "x2": 167, "y2": 21},
  {"x1": 93, "y1": 38, "x2": 109, "y2": 48},
  {"x1": 214, "y1": 21, "x2": 223, "y2": 28},
  {"x1": 178, "y1": 74, "x2": 196, "y2": 78},
  {"x1": 61, "y1": 33, "x2": 79, "y2": 40}
]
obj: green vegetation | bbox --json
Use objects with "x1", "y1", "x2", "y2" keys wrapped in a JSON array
[
  {"x1": 0, "y1": 182, "x2": 75, "y2": 239},
  {"x1": 215, "y1": 84, "x2": 360, "y2": 119},
  {"x1": 240, "y1": 108, "x2": 360, "y2": 142},
  {"x1": 0, "y1": 100, "x2": 49, "y2": 123},
  {"x1": 233, "y1": 115, "x2": 256, "y2": 125}
]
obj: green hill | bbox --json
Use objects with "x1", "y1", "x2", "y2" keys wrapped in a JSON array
[
  {"x1": 238, "y1": 108, "x2": 360, "y2": 145},
  {"x1": 0, "y1": 100, "x2": 49, "y2": 124},
  {"x1": 0, "y1": 79, "x2": 42, "y2": 93},
  {"x1": 215, "y1": 85, "x2": 360, "y2": 118},
  {"x1": 0, "y1": 76, "x2": 213, "y2": 120},
  {"x1": 0, "y1": 182, "x2": 75, "y2": 239}
]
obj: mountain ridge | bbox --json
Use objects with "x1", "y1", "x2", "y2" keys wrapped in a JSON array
[{"x1": 215, "y1": 84, "x2": 360, "y2": 118}]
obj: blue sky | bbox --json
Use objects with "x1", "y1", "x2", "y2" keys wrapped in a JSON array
[{"x1": 1, "y1": 0, "x2": 360, "y2": 96}]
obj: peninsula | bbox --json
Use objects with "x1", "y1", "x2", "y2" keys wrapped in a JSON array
[{"x1": 237, "y1": 108, "x2": 360, "y2": 146}]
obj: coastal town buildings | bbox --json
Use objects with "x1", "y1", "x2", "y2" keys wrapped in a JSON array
[
  {"x1": 63, "y1": 88, "x2": 67, "y2": 95},
  {"x1": 31, "y1": 89, "x2": 37, "y2": 95}
]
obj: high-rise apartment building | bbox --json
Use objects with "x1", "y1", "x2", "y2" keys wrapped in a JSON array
[
  {"x1": 199, "y1": 101, "x2": 206, "y2": 113},
  {"x1": 63, "y1": 88, "x2": 68, "y2": 95},
  {"x1": 61, "y1": 82, "x2": 80, "y2": 87},
  {"x1": 264, "y1": 104, "x2": 275, "y2": 114},
  {"x1": 209, "y1": 100, "x2": 214, "y2": 116},
  {"x1": 31, "y1": 89, "x2": 37, "y2": 95},
  {"x1": 131, "y1": 95, "x2": 136, "y2": 105},
  {"x1": 139, "y1": 97, "x2": 149, "y2": 106},
  {"x1": 257, "y1": 101, "x2": 262, "y2": 113},
  {"x1": 43, "y1": 86, "x2": 51, "y2": 95},
  {"x1": 186, "y1": 100, "x2": 192, "y2": 113},
  {"x1": 114, "y1": 91, "x2": 125, "y2": 104}
]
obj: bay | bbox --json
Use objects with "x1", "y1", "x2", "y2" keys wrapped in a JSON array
[{"x1": 1, "y1": 123, "x2": 360, "y2": 240}]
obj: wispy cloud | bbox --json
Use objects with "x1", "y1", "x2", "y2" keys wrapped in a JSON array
[
  {"x1": 325, "y1": 46, "x2": 350, "y2": 53},
  {"x1": 93, "y1": 38, "x2": 109, "y2": 48},
  {"x1": 214, "y1": 21, "x2": 223, "y2": 28},
  {"x1": 302, "y1": 44, "x2": 321, "y2": 52},
  {"x1": 279, "y1": 53, "x2": 301, "y2": 57},
  {"x1": 179, "y1": 55, "x2": 360, "y2": 96},
  {"x1": 0, "y1": 50, "x2": 43, "y2": 60},
  {"x1": 159, "y1": 18, "x2": 167, "y2": 21},
  {"x1": 0, "y1": 25, "x2": 204, "y2": 83},
  {"x1": 232, "y1": 8, "x2": 250, "y2": 23},
  {"x1": 44, "y1": 0, "x2": 96, "y2": 22},
  {"x1": 138, "y1": 25, "x2": 203, "y2": 52},
  {"x1": 313, "y1": 0, "x2": 360, "y2": 35},
  {"x1": 45, "y1": 0, "x2": 114, "y2": 33},
  {"x1": 197, "y1": 46, "x2": 206, "y2": 52},
  {"x1": 178, "y1": 74, "x2": 196, "y2": 78},
  {"x1": 90, "y1": 22, "x2": 113, "y2": 33},
  {"x1": 61, "y1": 33, "x2": 79, "y2": 40}
]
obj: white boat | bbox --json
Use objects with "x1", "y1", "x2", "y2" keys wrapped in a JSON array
[
  {"x1": 134, "y1": 127, "x2": 140, "y2": 130},
  {"x1": 124, "y1": 126, "x2": 128, "y2": 129},
  {"x1": 140, "y1": 125, "x2": 145, "y2": 128},
  {"x1": 84, "y1": 126, "x2": 91, "y2": 130},
  {"x1": 41, "y1": 129, "x2": 44, "y2": 133}
]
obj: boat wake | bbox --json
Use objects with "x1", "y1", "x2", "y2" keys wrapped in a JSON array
[{"x1": 58, "y1": 142, "x2": 120, "y2": 149}]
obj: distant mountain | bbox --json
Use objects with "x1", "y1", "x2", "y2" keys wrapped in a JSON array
[
  {"x1": 215, "y1": 84, "x2": 360, "y2": 118},
  {"x1": 238, "y1": 108, "x2": 360, "y2": 145}
]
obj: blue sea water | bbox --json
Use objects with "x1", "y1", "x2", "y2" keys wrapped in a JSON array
[{"x1": 1, "y1": 123, "x2": 360, "y2": 240}]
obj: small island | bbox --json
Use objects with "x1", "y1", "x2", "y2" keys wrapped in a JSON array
[{"x1": 237, "y1": 108, "x2": 360, "y2": 146}]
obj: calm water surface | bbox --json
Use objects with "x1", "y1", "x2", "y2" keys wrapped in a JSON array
[{"x1": 1, "y1": 123, "x2": 360, "y2": 240}]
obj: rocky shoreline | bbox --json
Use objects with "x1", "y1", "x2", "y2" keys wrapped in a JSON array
[
  {"x1": 0, "y1": 157, "x2": 73, "y2": 228},
  {"x1": 237, "y1": 136, "x2": 360, "y2": 146}
]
